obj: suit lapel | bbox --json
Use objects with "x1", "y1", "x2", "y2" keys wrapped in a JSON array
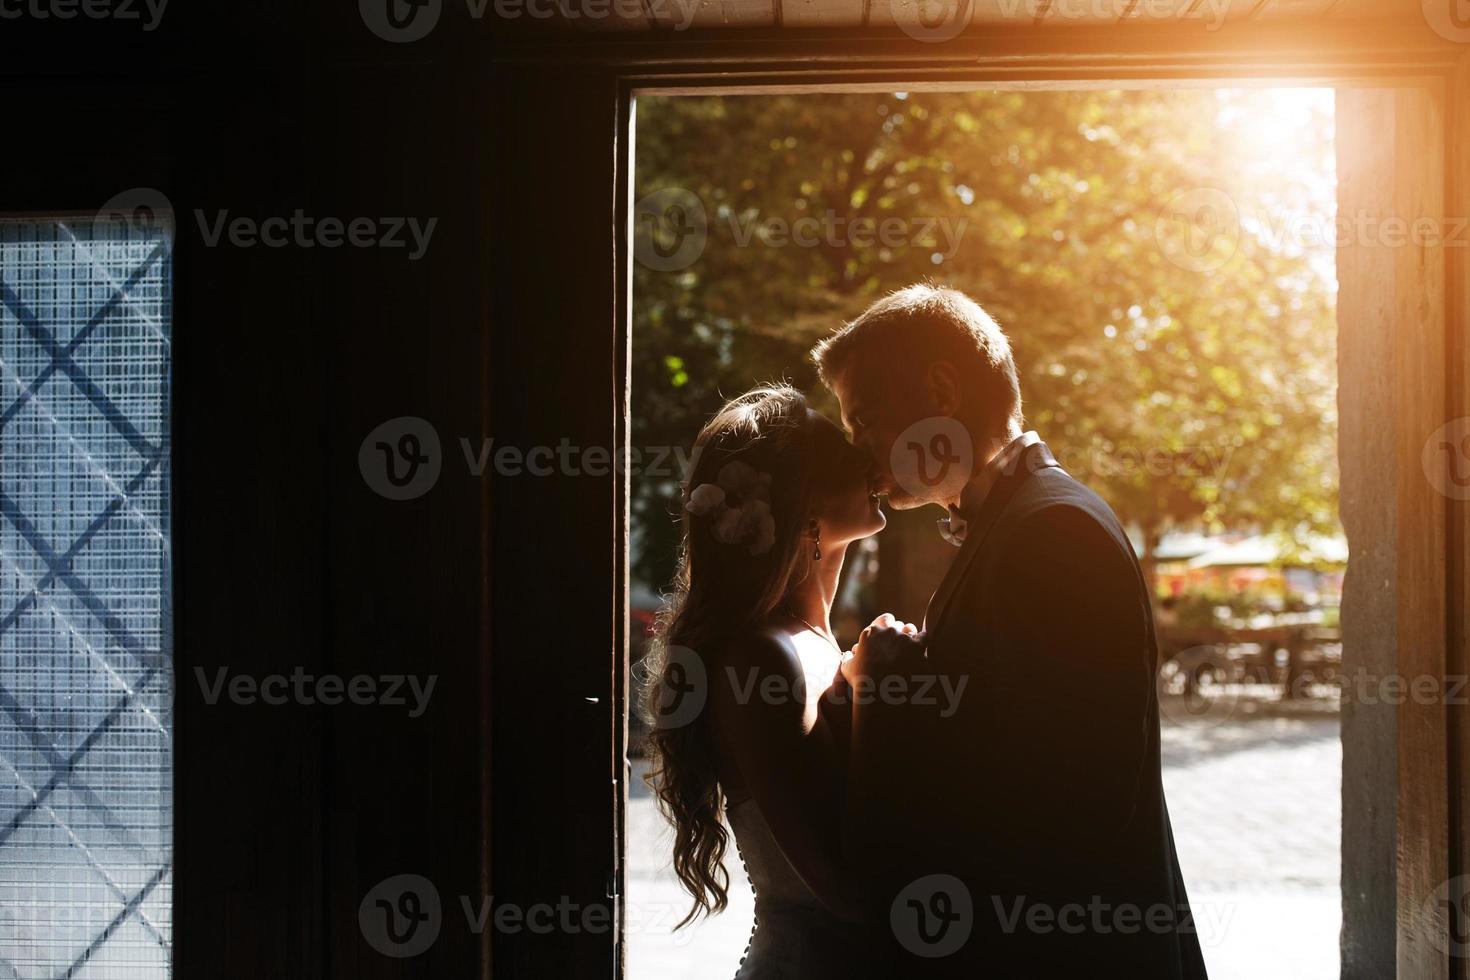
[
  {"x1": 923, "y1": 522, "x2": 984, "y2": 634},
  {"x1": 922, "y1": 442, "x2": 1062, "y2": 635}
]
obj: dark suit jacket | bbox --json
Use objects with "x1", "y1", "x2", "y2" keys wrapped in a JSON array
[{"x1": 854, "y1": 440, "x2": 1208, "y2": 979}]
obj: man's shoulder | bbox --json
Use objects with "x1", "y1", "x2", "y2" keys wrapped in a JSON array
[
  {"x1": 964, "y1": 467, "x2": 1158, "y2": 620},
  {"x1": 992, "y1": 466, "x2": 1137, "y2": 568},
  {"x1": 1009, "y1": 465, "x2": 1126, "y2": 533}
]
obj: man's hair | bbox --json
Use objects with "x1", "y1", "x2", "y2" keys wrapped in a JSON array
[{"x1": 811, "y1": 283, "x2": 1023, "y2": 435}]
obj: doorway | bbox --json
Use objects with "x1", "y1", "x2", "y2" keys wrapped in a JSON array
[{"x1": 623, "y1": 86, "x2": 1344, "y2": 980}]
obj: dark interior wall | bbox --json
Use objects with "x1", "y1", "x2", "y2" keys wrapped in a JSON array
[{"x1": 2, "y1": 12, "x2": 620, "y2": 978}]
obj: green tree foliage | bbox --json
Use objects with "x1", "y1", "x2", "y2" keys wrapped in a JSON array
[{"x1": 632, "y1": 89, "x2": 1338, "y2": 590}]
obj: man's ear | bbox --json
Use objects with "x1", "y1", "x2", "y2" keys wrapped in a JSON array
[{"x1": 925, "y1": 361, "x2": 962, "y2": 416}]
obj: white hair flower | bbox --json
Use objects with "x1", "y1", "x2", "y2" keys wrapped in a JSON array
[
  {"x1": 712, "y1": 502, "x2": 747, "y2": 545},
  {"x1": 716, "y1": 460, "x2": 772, "y2": 503},
  {"x1": 684, "y1": 461, "x2": 777, "y2": 555},
  {"x1": 745, "y1": 502, "x2": 777, "y2": 555},
  {"x1": 713, "y1": 498, "x2": 777, "y2": 555},
  {"x1": 685, "y1": 483, "x2": 726, "y2": 517}
]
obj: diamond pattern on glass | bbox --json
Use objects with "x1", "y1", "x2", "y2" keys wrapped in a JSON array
[{"x1": 0, "y1": 217, "x2": 172, "y2": 979}]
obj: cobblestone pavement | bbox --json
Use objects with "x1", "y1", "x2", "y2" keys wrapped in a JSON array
[{"x1": 627, "y1": 708, "x2": 1340, "y2": 980}]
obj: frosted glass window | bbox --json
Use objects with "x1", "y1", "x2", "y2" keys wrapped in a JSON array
[{"x1": 0, "y1": 216, "x2": 172, "y2": 978}]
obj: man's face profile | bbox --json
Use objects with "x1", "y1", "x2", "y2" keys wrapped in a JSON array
[{"x1": 831, "y1": 359, "x2": 948, "y2": 510}]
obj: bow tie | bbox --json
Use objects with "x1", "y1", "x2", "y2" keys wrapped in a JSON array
[
  {"x1": 934, "y1": 432, "x2": 1048, "y2": 546},
  {"x1": 937, "y1": 505, "x2": 969, "y2": 547}
]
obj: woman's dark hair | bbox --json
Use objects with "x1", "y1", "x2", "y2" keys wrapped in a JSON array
[{"x1": 639, "y1": 383, "x2": 820, "y2": 927}]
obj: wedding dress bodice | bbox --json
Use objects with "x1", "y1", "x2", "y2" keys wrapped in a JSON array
[{"x1": 724, "y1": 797, "x2": 876, "y2": 979}]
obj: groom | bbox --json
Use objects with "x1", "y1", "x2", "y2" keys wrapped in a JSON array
[{"x1": 814, "y1": 284, "x2": 1208, "y2": 978}]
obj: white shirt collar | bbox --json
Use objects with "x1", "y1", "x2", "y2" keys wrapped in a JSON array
[
  {"x1": 958, "y1": 430, "x2": 1041, "y2": 517},
  {"x1": 937, "y1": 430, "x2": 1041, "y2": 546}
]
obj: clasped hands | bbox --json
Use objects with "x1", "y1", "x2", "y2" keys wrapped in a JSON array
[{"x1": 839, "y1": 612, "x2": 926, "y2": 687}]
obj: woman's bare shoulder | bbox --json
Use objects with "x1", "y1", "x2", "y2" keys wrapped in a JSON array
[
  {"x1": 719, "y1": 622, "x2": 802, "y2": 676},
  {"x1": 709, "y1": 623, "x2": 808, "y2": 724}
]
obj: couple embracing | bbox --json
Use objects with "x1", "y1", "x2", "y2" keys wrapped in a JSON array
[{"x1": 643, "y1": 284, "x2": 1209, "y2": 979}]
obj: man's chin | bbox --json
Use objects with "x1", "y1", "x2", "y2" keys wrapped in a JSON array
[{"x1": 880, "y1": 491, "x2": 933, "y2": 511}]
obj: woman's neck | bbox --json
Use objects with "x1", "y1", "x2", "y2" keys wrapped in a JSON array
[{"x1": 783, "y1": 544, "x2": 844, "y2": 635}]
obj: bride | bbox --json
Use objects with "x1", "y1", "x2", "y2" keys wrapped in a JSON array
[{"x1": 640, "y1": 384, "x2": 917, "y2": 979}]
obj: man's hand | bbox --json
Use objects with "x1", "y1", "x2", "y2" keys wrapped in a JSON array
[{"x1": 841, "y1": 613, "x2": 925, "y2": 686}]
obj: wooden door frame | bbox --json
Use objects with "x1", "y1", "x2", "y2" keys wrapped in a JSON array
[{"x1": 597, "y1": 27, "x2": 1470, "y2": 980}]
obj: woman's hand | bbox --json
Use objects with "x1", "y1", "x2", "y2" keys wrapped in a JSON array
[{"x1": 840, "y1": 612, "x2": 925, "y2": 686}]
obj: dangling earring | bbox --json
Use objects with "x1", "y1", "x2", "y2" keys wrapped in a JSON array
[{"x1": 810, "y1": 520, "x2": 822, "y2": 562}]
